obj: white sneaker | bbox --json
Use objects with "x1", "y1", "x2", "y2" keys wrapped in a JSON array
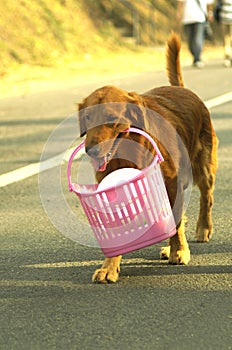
[
  {"x1": 223, "y1": 59, "x2": 231, "y2": 67},
  {"x1": 193, "y1": 61, "x2": 205, "y2": 68}
]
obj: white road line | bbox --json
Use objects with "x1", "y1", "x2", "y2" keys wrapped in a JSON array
[
  {"x1": 0, "y1": 92, "x2": 232, "y2": 188},
  {"x1": 20, "y1": 258, "x2": 174, "y2": 268},
  {"x1": 204, "y1": 91, "x2": 232, "y2": 109},
  {"x1": 21, "y1": 255, "x2": 230, "y2": 269},
  {"x1": 0, "y1": 146, "x2": 85, "y2": 188},
  {"x1": 0, "y1": 154, "x2": 62, "y2": 188}
]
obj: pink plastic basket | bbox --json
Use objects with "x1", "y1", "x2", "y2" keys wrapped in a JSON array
[{"x1": 67, "y1": 127, "x2": 176, "y2": 257}]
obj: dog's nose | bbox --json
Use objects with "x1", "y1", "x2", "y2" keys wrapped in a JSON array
[{"x1": 86, "y1": 146, "x2": 99, "y2": 157}]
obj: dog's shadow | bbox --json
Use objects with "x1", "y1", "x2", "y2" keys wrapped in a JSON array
[
  {"x1": 121, "y1": 261, "x2": 231, "y2": 279},
  {"x1": 120, "y1": 241, "x2": 232, "y2": 278}
]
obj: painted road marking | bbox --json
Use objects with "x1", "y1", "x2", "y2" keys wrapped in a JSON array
[
  {"x1": 204, "y1": 91, "x2": 232, "y2": 110},
  {"x1": 0, "y1": 146, "x2": 85, "y2": 188},
  {"x1": 20, "y1": 255, "x2": 232, "y2": 268},
  {"x1": 0, "y1": 92, "x2": 232, "y2": 188}
]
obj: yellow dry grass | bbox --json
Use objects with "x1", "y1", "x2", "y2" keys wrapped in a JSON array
[{"x1": 0, "y1": 0, "x2": 224, "y2": 98}]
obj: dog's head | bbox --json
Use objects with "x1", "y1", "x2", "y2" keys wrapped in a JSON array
[{"x1": 78, "y1": 85, "x2": 147, "y2": 171}]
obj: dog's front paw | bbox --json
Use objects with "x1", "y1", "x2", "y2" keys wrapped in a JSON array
[
  {"x1": 169, "y1": 248, "x2": 190, "y2": 265},
  {"x1": 92, "y1": 267, "x2": 119, "y2": 283},
  {"x1": 92, "y1": 256, "x2": 121, "y2": 283},
  {"x1": 196, "y1": 226, "x2": 213, "y2": 242},
  {"x1": 160, "y1": 246, "x2": 170, "y2": 260}
]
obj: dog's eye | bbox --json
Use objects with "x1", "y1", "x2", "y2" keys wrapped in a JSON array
[{"x1": 108, "y1": 115, "x2": 117, "y2": 124}]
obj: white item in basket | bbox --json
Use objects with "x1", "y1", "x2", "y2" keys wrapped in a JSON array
[{"x1": 97, "y1": 168, "x2": 141, "y2": 192}]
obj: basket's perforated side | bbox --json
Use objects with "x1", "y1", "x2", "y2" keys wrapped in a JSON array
[
  {"x1": 68, "y1": 127, "x2": 176, "y2": 255},
  {"x1": 76, "y1": 162, "x2": 175, "y2": 252}
]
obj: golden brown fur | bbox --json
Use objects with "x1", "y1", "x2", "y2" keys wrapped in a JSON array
[{"x1": 78, "y1": 32, "x2": 218, "y2": 283}]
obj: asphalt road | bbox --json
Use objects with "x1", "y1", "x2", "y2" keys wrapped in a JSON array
[{"x1": 0, "y1": 59, "x2": 232, "y2": 350}]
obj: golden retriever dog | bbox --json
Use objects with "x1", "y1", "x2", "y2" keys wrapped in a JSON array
[{"x1": 78, "y1": 32, "x2": 218, "y2": 283}]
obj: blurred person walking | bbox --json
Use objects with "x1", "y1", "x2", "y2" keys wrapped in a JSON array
[
  {"x1": 177, "y1": 0, "x2": 214, "y2": 68},
  {"x1": 217, "y1": 0, "x2": 232, "y2": 66}
]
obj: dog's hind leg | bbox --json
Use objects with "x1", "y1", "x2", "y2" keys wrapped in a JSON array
[
  {"x1": 195, "y1": 170, "x2": 216, "y2": 242},
  {"x1": 194, "y1": 132, "x2": 218, "y2": 242},
  {"x1": 92, "y1": 256, "x2": 122, "y2": 283}
]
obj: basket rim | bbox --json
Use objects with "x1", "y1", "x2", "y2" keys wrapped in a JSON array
[
  {"x1": 74, "y1": 154, "x2": 160, "y2": 196},
  {"x1": 68, "y1": 127, "x2": 163, "y2": 195}
]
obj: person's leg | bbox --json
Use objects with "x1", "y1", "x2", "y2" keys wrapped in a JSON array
[
  {"x1": 230, "y1": 23, "x2": 232, "y2": 61},
  {"x1": 184, "y1": 23, "x2": 195, "y2": 58},
  {"x1": 230, "y1": 23, "x2": 232, "y2": 50},
  {"x1": 222, "y1": 23, "x2": 232, "y2": 67},
  {"x1": 184, "y1": 22, "x2": 205, "y2": 66},
  {"x1": 191, "y1": 22, "x2": 205, "y2": 65}
]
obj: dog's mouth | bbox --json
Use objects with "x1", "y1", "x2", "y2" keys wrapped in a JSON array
[
  {"x1": 89, "y1": 135, "x2": 124, "y2": 172},
  {"x1": 91, "y1": 152, "x2": 111, "y2": 172}
]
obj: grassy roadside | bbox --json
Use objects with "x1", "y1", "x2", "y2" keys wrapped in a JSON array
[
  {"x1": 0, "y1": 0, "x2": 225, "y2": 99},
  {"x1": 0, "y1": 0, "x2": 175, "y2": 99}
]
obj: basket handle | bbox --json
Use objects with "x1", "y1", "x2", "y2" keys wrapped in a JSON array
[
  {"x1": 124, "y1": 127, "x2": 164, "y2": 163},
  {"x1": 67, "y1": 127, "x2": 164, "y2": 192},
  {"x1": 67, "y1": 140, "x2": 85, "y2": 192}
]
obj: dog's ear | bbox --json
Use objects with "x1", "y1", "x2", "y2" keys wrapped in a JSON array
[
  {"x1": 125, "y1": 92, "x2": 147, "y2": 130},
  {"x1": 78, "y1": 102, "x2": 86, "y2": 137},
  {"x1": 77, "y1": 88, "x2": 105, "y2": 137}
]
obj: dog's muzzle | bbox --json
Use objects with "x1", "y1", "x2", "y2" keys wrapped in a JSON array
[
  {"x1": 87, "y1": 150, "x2": 112, "y2": 172},
  {"x1": 86, "y1": 132, "x2": 124, "y2": 172}
]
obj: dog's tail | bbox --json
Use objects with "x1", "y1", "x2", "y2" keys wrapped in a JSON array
[{"x1": 166, "y1": 32, "x2": 184, "y2": 87}]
